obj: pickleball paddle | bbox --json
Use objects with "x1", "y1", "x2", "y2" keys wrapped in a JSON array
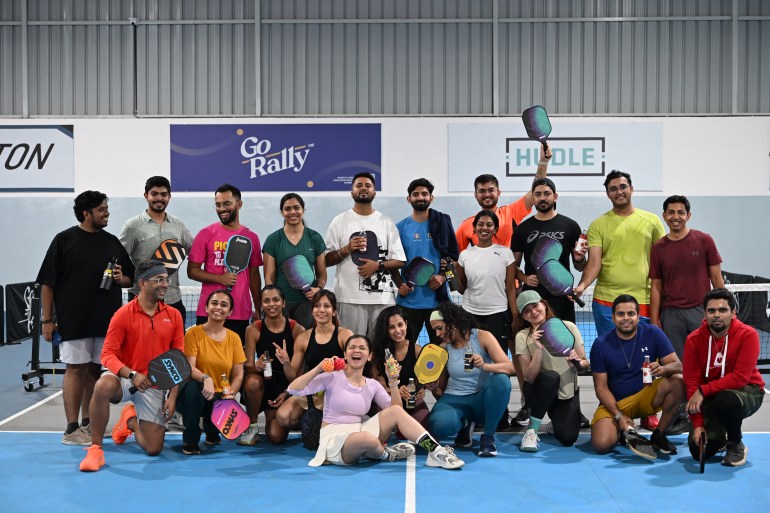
[
  {"x1": 211, "y1": 398, "x2": 250, "y2": 440},
  {"x1": 128, "y1": 349, "x2": 191, "y2": 394},
  {"x1": 224, "y1": 234, "x2": 253, "y2": 291},
  {"x1": 531, "y1": 236, "x2": 563, "y2": 269},
  {"x1": 282, "y1": 254, "x2": 315, "y2": 292},
  {"x1": 414, "y1": 344, "x2": 448, "y2": 384},
  {"x1": 402, "y1": 257, "x2": 436, "y2": 287},
  {"x1": 536, "y1": 259, "x2": 585, "y2": 308},
  {"x1": 151, "y1": 239, "x2": 187, "y2": 276},
  {"x1": 350, "y1": 230, "x2": 379, "y2": 266},
  {"x1": 538, "y1": 318, "x2": 584, "y2": 372},
  {"x1": 522, "y1": 105, "x2": 552, "y2": 150}
]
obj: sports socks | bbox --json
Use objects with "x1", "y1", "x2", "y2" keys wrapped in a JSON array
[
  {"x1": 416, "y1": 432, "x2": 439, "y2": 452},
  {"x1": 529, "y1": 416, "x2": 542, "y2": 433}
]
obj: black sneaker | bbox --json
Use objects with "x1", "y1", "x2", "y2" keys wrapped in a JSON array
[
  {"x1": 580, "y1": 413, "x2": 590, "y2": 429},
  {"x1": 204, "y1": 433, "x2": 221, "y2": 446},
  {"x1": 497, "y1": 409, "x2": 510, "y2": 431},
  {"x1": 664, "y1": 414, "x2": 691, "y2": 436},
  {"x1": 625, "y1": 428, "x2": 657, "y2": 460},
  {"x1": 182, "y1": 442, "x2": 200, "y2": 455},
  {"x1": 513, "y1": 406, "x2": 530, "y2": 427},
  {"x1": 722, "y1": 441, "x2": 747, "y2": 467},
  {"x1": 650, "y1": 430, "x2": 677, "y2": 455},
  {"x1": 453, "y1": 420, "x2": 475, "y2": 448}
]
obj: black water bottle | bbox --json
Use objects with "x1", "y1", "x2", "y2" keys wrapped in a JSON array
[
  {"x1": 443, "y1": 259, "x2": 461, "y2": 292},
  {"x1": 100, "y1": 257, "x2": 117, "y2": 291}
]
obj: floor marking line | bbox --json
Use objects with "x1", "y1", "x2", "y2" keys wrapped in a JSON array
[
  {"x1": 0, "y1": 390, "x2": 63, "y2": 426},
  {"x1": 405, "y1": 453, "x2": 416, "y2": 513}
]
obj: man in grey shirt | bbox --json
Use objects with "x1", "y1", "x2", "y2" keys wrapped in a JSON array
[{"x1": 119, "y1": 176, "x2": 193, "y2": 321}]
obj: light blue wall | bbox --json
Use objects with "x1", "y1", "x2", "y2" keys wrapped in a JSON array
[{"x1": 5, "y1": 194, "x2": 768, "y2": 287}]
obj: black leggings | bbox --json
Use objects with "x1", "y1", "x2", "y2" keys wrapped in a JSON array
[
  {"x1": 523, "y1": 370, "x2": 581, "y2": 447},
  {"x1": 687, "y1": 390, "x2": 749, "y2": 460}
]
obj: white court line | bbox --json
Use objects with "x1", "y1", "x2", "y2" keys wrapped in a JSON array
[
  {"x1": 404, "y1": 453, "x2": 416, "y2": 513},
  {"x1": 0, "y1": 390, "x2": 63, "y2": 427}
]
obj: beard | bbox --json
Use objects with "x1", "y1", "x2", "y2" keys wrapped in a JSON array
[
  {"x1": 411, "y1": 201, "x2": 430, "y2": 212},
  {"x1": 353, "y1": 195, "x2": 374, "y2": 205},
  {"x1": 535, "y1": 201, "x2": 555, "y2": 213}
]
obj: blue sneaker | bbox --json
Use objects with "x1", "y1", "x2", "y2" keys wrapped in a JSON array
[{"x1": 478, "y1": 434, "x2": 497, "y2": 457}]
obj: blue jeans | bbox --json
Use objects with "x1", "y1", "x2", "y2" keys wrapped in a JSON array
[{"x1": 429, "y1": 373, "x2": 511, "y2": 438}]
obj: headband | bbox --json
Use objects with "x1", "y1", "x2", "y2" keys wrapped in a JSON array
[
  {"x1": 429, "y1": 310, "x2": 444, "y2": 322},
  {"x1": 138, "y1": 265, "x2": 168, "y2": 281}
]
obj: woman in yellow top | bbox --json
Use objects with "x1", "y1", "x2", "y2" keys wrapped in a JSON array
[{"x1": 176, "y1": 289, "x2": 246, "y2": 455}]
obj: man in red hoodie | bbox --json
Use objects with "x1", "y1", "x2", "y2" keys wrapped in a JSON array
[{"x1": 684, "y1": 288, "x2": 765, "y2": 467}]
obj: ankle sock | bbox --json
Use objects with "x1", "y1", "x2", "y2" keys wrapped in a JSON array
[
  {"x1": 81, "y1": 418, "x2": 90, "y2": 428},
  {"x1": 416, "y1": 432, "x2": 439, "y2": 452},
  {"x1": 66, "y1": 422, "x2": 79, "y2": 434},
  {"x1": 529, "y1": 417, "x2": 542, "y2": 432}
]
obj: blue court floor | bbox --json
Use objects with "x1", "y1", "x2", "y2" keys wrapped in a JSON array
[{"x1": 1, "y1": 431, "x2": 768, "y2": 513}]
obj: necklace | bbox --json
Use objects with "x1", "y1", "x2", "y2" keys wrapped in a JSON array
[{"x1": 618, "y1": 331, "x2": 638, "y2": 369}]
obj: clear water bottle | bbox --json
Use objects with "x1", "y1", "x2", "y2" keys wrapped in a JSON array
[
  {"x1": 221, "y1": 373, "x2": 232, "y2": 397},
  {"x1": 642, "y1": 355, "x2": 652, "y2": 386},
  {"x1": 406, "y1": 378, "x2": 416, "y2": 410},
  {"x1": 464, "y1": 347, "x2": 474, "y2": 372},
  {"x1": 263, "y1": 351, "x2": 273, "y2": 380}
]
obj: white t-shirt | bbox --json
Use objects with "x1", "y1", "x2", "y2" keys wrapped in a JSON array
[
  {"x1": 325, "y1": 209, "x2": 406, "y2": 304},
  {"x1": 458, "y1": 244, "x2": 515, "y2": 315}
]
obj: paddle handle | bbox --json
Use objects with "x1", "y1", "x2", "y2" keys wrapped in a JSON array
[{"x1": 569, "y1": 291, "x2": 585, "y2": 308}]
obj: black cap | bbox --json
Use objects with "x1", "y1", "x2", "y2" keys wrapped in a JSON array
[{"x1": 531, "y1": 177, "x2": 556, "y2": 193}]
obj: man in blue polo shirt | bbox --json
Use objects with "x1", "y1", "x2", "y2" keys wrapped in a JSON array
[{"x1": 589, "y1": 294, "x2": 684, "y2": 457}]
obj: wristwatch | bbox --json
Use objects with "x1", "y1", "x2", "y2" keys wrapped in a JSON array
[
  {"x1": 201, "y1": 374, "x2": 210, "y2": 384},
  {"x1": 378, "y1": 261, "x2": 385, "y2": 272},
  {"x1": 614, "y1": 412, "x2": 623, "y2": 422},
  {"x1": 128, "y1": 371, "x2": 137, "y2": 381}
]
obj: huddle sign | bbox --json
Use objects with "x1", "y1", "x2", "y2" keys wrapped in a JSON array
[
  {"x1": 171, "y1": 124, "x2": 381, "y2": 192},
  {"x1": 448, "y1": 122, "x2": 663, "y2": 192}
]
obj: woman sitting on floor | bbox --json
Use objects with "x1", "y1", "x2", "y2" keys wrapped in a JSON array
[{"x1": 287, "y1": 334, "x2": 464, "y2": 470}]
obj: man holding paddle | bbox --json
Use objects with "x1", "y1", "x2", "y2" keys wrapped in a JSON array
[
  {"x1": 683, "y1": 289, "x2": 765, "y2": 468},
  {"x1": 188, "y1": 183, "x2": 263, "y2": 344},
  {"x1": 120, "y1": 176, "x2": 193, "y2": 320},
  {"x1": 392, "y1": 178, "x2": 459, "y2": 345},
  {"x1": 589, "y1": 294, "x2": 684, "y2": 459},
  {"x1": 37, "y1": 190, "x2": 134, "y2": 447},
  {"x1": 80, "y1": 261, "x2": 185, "y2": 472},
  {"x1": 324, "y1": 172, "x2": 406, "y2": 337}
]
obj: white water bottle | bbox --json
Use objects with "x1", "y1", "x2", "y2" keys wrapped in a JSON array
[{"x1": 263, "y1": 351, "x2": 273, "y2": 379}]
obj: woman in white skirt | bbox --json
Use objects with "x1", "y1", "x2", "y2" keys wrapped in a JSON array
[{"x1": 287, "y1": 334, "x2": 464, "y2": 470}]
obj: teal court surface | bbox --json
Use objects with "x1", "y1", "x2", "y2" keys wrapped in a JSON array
[{"x1": 2, "y1": 341, "x2": 769, "y2": 513}]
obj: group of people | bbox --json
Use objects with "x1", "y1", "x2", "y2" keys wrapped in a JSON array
[{"x1": 36, "y1": 148, "x2": 763, "y2": 473}]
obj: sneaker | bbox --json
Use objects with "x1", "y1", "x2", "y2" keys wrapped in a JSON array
[
  {"x1": 167, "y1": 412, "x2": 184, "y2": 430},
  {"x1": 722, "y1": 441, "x2": 747, "y2": 467},
  {"x1": 477, "y1": 434, "x2": 497, "y2": 457},
  {"x1": 497, "y1": 409, "x2": 510, "y2": 431},
  {"x1": 580, "y1": 413, "x2": 591, "y2": 429},
  {"x1": 204, "y1": 433, "x2": 221, "y2": 446},
  {"x1": 383, "y1": 442, "x2": 416, "y2": 462},
  {"x1": 513, "y1": 406, "x2": 530, "y2": 427},
  {"x1": 521, "y1": 428, "x2": 540, "y2": 452},
  {"x1": 625, "y1": 428, "x2": 657, "y2": 460},
  {"x1": 664, "y1": 414, "x2": 690, "y2": 436},
  {"x1": 426, "y1": 445, "x2": 465, "y2": 470},
  {"x1": 453, "y1": 420, "x2": 475, "y2": 448},
  {"x1": 640, "y1": 414, "x2": 659, "y2": 431},
  {"x1": 650, "y1": 430, "x2": 678, "y2": 455},
  {"x1": 237, "y1": 423, "x2": 260, "y2": 446},
  {"x1": 62, "y1": 426, "x2": 92, "y2": 446},
  {"x1": 111, "y1": 404, "x2": 136, "y2": 445},
  {"x1": 79, "y1": 444, "x2": 105, "y2": 472},
  {"x1": 182, "y1": 442, "x2": 201, "y2": 455}
]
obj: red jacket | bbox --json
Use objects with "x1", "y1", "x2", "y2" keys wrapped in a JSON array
[
  {"x1": 101, "y1": 298, "x2": 185, "y2": 376},
  {"x1": 683, "y1": 318, "x2": 765, "y2": 428}
]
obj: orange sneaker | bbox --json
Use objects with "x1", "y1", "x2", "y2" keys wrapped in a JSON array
[
  {"x1": 79, "y1": 444, "x2": 105, "y2": 472},
  {"x1": 112, "y1": 404, "x2": 136, "y2": 445}
]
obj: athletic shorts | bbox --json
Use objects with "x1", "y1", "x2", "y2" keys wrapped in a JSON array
[
  {"x1": 59, "y1": 337, "x2": 104, "y2": 365},
  {"x1": 109, "y1": 372, "x2": 167, "y2": 426},
  {"x1": 309, "y1": 415, "x2": 381, "y2": 467},
  {"x1": 592, "y1": 377, "x2": 664, "y2": 425}
]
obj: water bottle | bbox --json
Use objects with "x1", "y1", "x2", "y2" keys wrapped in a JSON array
[
  {"x1": 575, "y1": 229, "x2": 588, "y2": 253},
  {"x1": 464, "y1": 347, "x2": 474, "y2": 372},
  {"x1": 443, "y1": 259, "x2": 460, "y2": 292},
  {"x1": 99, "y1": 257, "x2": 117, "y2": 291},
  {"x1": 384, "y1": 348, "x2": 399, "y2": 381},
  {"x1": 406, "y1": 378, "x2": 416, "y2": 410},
  {"x1": 221, "y1": 373, "x2": 232, "y2": 397},
  {"x1": 263, "y1": 351, "x2": 273, "y2": 380},
  {"x1": 642, "y1": 355, "x2": 652, "y2": 386}
]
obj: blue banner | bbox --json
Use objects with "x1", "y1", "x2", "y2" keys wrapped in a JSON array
[{"x1": 170, "y1": 124, "x2": 381, "y2": 192}]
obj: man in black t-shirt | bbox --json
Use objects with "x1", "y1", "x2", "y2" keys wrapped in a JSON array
[
  {"x1": 37, "y1": 191, "x2": 134, "y2": 446},
  {"x1": 511, "y1": 178, "x2": 587, "y2": 323}
]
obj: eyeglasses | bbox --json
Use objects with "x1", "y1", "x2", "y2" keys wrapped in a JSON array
[
  {"x1": 607, "y1": 184, "x2": 630, "y2": 194},
  {"x1": 148, "y1": 277, "x2": 170, "y2": 285}
]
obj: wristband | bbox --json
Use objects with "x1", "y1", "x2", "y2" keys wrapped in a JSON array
[{"x1": 614, "y1": 412, "x2": 623, "y2": 422}]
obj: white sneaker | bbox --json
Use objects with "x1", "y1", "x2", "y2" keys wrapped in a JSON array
[
  {"x1": 426, "y1": 445, "x2": 465, "y2": 470},
  {"x1": 521, "y1": 428, "x2": 540, "y2": 452},
  {"x1": 237, "y1": 423, "x2": 260, "y2": 446},
  {"x1": 384, "y1": 442, "x2": 416, "y2": 461}
]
